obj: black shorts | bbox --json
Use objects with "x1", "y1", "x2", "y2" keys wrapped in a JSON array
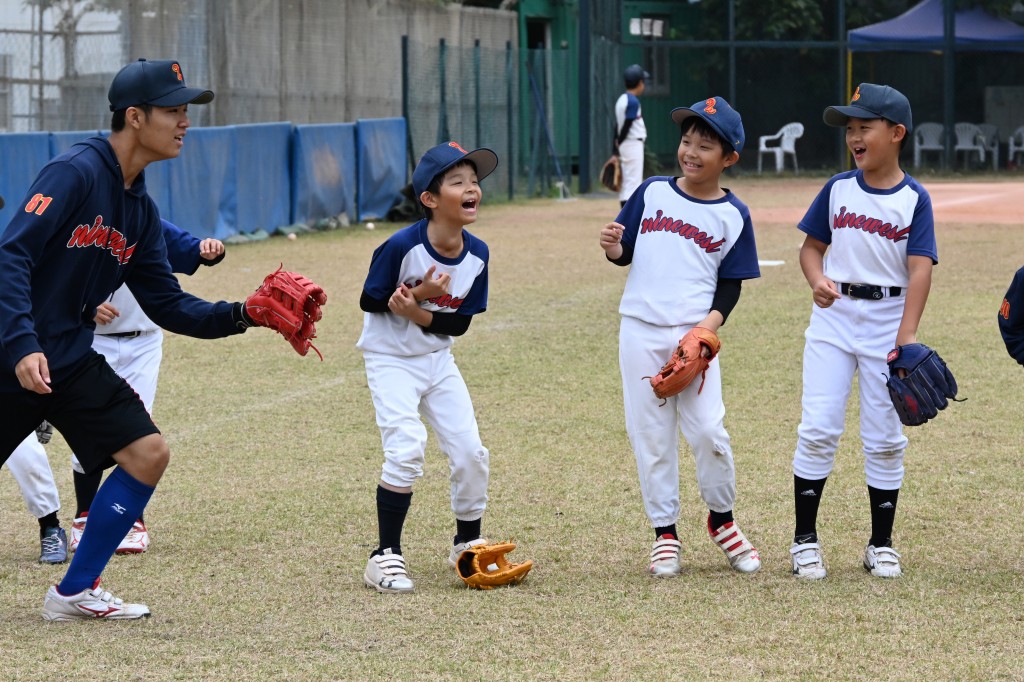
[{"x1": 0, "y1": 350, "x2": 160, "y2": 474}]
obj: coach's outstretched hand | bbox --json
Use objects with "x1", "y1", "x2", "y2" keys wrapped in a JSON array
[{"x1": 241, "y1": 265, "x2": 327, "y2": 359}]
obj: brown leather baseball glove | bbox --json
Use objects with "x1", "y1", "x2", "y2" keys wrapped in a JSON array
[
  {"x1": 646, "y1": 326, "x2": 721, "y2": 403},
  {"x1": 244, "y1": 265, "x2": 327, "y2": 359},
  {"x1": 455, "y1": 541, "x2": 534, "y2": 590}
]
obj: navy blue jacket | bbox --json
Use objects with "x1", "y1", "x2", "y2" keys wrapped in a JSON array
[
  {"x1": 999, "y1": 265, "x2": 1024, "y2": 366},
  {"x1": 0, "y1": 136, "x2": 242, "y2": 392}
]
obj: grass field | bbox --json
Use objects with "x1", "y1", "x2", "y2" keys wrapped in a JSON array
[{"x1": 1, "y1": 175, "x2": 1022, "y2": 681}]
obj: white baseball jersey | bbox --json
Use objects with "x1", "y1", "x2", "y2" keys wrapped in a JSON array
[
  {"x1": 357, "y1": 220, "x2": 488, "y2": 356},
  {"x1": 617, "y1": 177, "x2": 761, "y2": 326},
  {"x1": 799, "y1": 170, "x2": 937, "y2": 285},
  {"x1": 615, "y1": 92, "x2": 647, "y2": 143}
]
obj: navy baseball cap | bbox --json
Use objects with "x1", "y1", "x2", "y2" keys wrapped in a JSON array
[
  {"x1": 108, "y1": 59, "x2": 214, "y2": 112},
  {"x1": 412, "y1": 142, "x2": 499, "y2": 199},
  {"x1": 670, "y1": 96, "x2": 746, "y2": 153},
  {"x1": 624, "y1": 64, "x2": 649, "y2": 88},
  {"x1": 823, "y1": 83, "x2": 913, "y2": 134}
]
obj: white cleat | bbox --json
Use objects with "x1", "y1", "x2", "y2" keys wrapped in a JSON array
[
  {"x1": 790, "y1": 542, "x2": 827, "y2": 580},
  {"x1": 41, "y1": 579, "x2": 150, "y2": 621},
  {"x1": 649, "y1": 535, "x2": 682, "y2": 577},
  {"x1": 364, "y1": 549, "x2": 414, "y2": 593},
  {"x1": 69, "y1": 514, "x2": 87, "y2": 553},
  {"x1": 116, "y1": 519, "x2": 150, "y2": 554},
  {"x1": 708, "y1": 516, "x2": 761, "y2": 574},
  {"x1": 448, "y1": 537, "x2": 489, "y2": 570},
  {"x1": 863, "y1": 544, "x2": 903, "y2": 578}
]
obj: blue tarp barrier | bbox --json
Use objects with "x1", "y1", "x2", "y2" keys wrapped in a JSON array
[
  {"x1": 235, "y1": 122, "x2": 292, "y2": 233},
  {"x1": 49, "y1": 130, "x2": 102, "y2": 158},
  {"x1": 356, "y1": 118, "x2": 407, "y2": 221},
  {"x1": 163, "y1": 127, "x2": 237, "y2": 240},
  {"x1": 0, "y1": 133, "x2": 52, "y2": 236},
  {"x1": 291, "y1": 123, "x2": 356, "y2": 226}
]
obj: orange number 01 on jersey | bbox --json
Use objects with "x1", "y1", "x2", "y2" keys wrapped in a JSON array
[{"x1": 25, "y1": 194, "x2": 53, "y2": 215}]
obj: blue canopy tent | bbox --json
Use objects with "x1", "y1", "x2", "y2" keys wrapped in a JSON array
[
  {"x1": 846, "y1": 0, "x2": 1024, "y2": 166},
  {"x1": 849, "y1": 0, "x2": 1024, "y2": 52}
]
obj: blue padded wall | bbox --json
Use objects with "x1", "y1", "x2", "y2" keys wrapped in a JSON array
[
  {"x1": 234, "y1": 122, "x2": 292, "y2": 233},
  {"x1": 0, "y1": 133, "x2": 52, "y2": 235},
  {"x1": 356, "y1": 117, "x2": 407, "y2": 221},
  {"x1": 291, "y1": 123, "x2": 356, "y2": 226},
  {"x1": 163, "y1": 127, "x2": 237, "y2": 240}
]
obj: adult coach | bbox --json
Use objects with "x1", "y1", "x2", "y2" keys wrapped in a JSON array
[
  {"x1": 614, "y1": 64, "x2": 649, "y2": 206},
  {"x1": 0, "y1": 58, "x2": 296, "y2": 621}
]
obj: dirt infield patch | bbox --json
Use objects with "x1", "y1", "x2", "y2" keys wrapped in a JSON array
[{"x1": 731, "y1": 177, "x2": 1024, "y2": 226}]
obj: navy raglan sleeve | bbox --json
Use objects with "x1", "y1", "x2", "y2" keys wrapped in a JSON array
[{"x1": 127, "y1": 207, "x2": 241, "y2": 339}]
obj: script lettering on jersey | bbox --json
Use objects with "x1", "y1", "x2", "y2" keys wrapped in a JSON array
[
  {"x1": 832, "y1": 206, "x2": 911, "y2": 242},
  {"x1": 639, "y1": 210, "x2": 726, "y2": 253},
  {"x1": 66, "y1": 215, "x2": 137, "y2": 264},
  {"x1": 1000, "y1": 298, "x2": 1011, "y2": 320},
  {"x1": 412, "y1": 278, "x2": 465, "y2": 310}
]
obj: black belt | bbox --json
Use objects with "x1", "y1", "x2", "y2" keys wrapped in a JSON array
[
  {"x1": 99, "y1": 330, "x2": 145, "y2": 338},
  {"x1": 839, "y1": 283, "x2": 902, "y2": 300}
]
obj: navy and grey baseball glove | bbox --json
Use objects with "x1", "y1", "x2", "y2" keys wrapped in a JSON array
[{"x1": 885, "y1": 343, "x2": 958, "y2": 427}]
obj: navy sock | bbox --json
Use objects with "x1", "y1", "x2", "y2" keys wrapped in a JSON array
[
  {"x1": 375, "y1": 485, "x2": 412, "y2": 556},
  {"x1": 73, "y1": 468, "x2": 104, "y2": 518},
  {"x1": 708, "y1": 510, "x2": 734, "y2": 530},
  {"x1": 455, "y1": 518, "x2": 481, "y2": 545},
  {"x1": 794, "y1": 475, "x2": 827, "y2": 543},
  {"x1": 868, "y1": 486, "x2": 899, "y2": 548},
  {"x1": 38, "y1": 512, "x2": 60, "y2": 536},
  {"x1": 654, "y1": 524, "x2": 677, "y2": 539},
  {"x1": 58, "y1": 467, "x2": 154, "y2": 595}
]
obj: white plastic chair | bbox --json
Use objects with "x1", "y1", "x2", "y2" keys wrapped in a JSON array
[
  {"x1": 1008, "y1": 126, "x2": 1024, "y2": 168},
  {"x1": 977, "y1": 123, "x2": 999, "y2": 171},
  {"x1": 913, "y1": 122, "x2": 944, "y2": 168},
  {"x1": 954, "y1": 122, "x2": 986, "y2": 168},
  {"x1": 757, "y1": 122, "x2": 803, "y2": 173}
]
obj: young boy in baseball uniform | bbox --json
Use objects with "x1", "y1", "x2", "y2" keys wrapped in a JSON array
[
  {"x1": 359, "y1": 141, "x2": 499, "y2": 593},
  {"x1": 68, "y1": 219, "x2": 227, "y2": 556},
  {"x1": 789, "y1": 83, "x2": 937, "y2": 580},
  {"x1": 600, "y1": 97, "x2": 762, "y2": 577}
]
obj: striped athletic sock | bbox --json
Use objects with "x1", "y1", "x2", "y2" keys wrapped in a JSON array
[{"x1": 57, "y1": 467, "x2": 154, "y2": 595}]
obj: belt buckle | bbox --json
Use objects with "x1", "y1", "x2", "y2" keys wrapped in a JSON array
[{"x1": 849, "y1": 283, "x2": 883, "y2": 300}]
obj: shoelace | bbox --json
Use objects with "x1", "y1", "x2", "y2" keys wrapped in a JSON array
[{"x1": 41, "y1": 533, "x2": 64, "y2": 555}]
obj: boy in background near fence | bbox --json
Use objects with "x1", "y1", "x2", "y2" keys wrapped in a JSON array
[
  {"x1": 614, "y1": 64, "x2": 649, "y2": 207},
  {"x1": 789, "y1": 83, "x2": 937, "y2": 581},
  {"x1": 358, "y1": 141, "x2": 501, "y2": 593},
  {"x1": 600, "y1": 97, "x2": 763, "y2": 577}
]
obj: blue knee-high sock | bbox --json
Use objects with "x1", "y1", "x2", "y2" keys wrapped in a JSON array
[{"x1": 58, "y1": 467, "x2": 155, "y2": 595}]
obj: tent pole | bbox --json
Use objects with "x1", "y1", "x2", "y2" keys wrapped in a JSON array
[
  {"x1": 839, "y1": 0, "x2": 849, "y2": 170},
  {"x1": 943, "y1": 0, "x2": 955, "y2": 169}
]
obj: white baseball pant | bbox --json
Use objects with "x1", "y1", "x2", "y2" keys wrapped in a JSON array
[
  {"x1": 618, "y1": 139, "x2": 645, "y2": 202},
  {"x1": 363, "y1": 348, "x2": 489, "y2": 521},
  {"x1": 793, "y1": 296, "x2": 908, "y2": 490},
  {"x1": 619, "y1": 316, "x2": 736, "y2": 528},
  {"x1": 5, "y1": 435, "x2": 60, "y2": 519}
]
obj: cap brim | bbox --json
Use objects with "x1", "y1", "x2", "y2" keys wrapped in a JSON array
[
  {"x1": 823, "y1": 104, "x2": 880, "y2": 127},
  {"x1": 462, "y1": 148, "x2": 499, "y2": 183},
  {"x1": 149, "y1": 88, "x2": 215, "y2": 107}
]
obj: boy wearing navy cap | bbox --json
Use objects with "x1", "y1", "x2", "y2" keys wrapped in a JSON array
[
  {"x1": 358, "y1": 141, "x2": 514, "y2": 593},
  {"x1": 0, "y1": 59, "x2": 296, "y2": 620},
  {"x1": 599, "y1": 97, "x2": 763, "y2": 577},
  {"x1": 788, "y1": 83, "x2": 938, "y2": 580}
]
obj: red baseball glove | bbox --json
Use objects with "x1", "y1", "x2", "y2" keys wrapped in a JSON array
[
  {"x1": 645, "y1": 326, "x2": 721, "y2": 404},
  {"x1": 244, "y1": 265, "x2": 327, "y2": 359}
]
